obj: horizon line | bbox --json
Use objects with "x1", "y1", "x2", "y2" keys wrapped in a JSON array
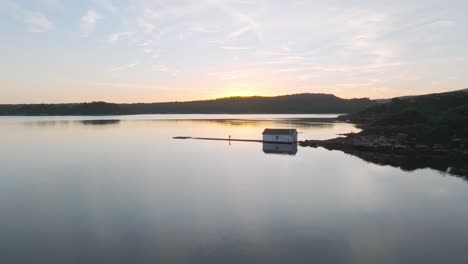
[{"x1": 1, "y1": 88, "x2": 466, "y2": 105}]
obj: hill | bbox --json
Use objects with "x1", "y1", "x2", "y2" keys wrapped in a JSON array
[
  {"x1": 120, "y1": 93, "x2": 375, "y2": 114},
  {"x1": 338, "y1": 89, "x2": 468, "y2": 145},
  {"x1": 0, "y1": 102, "x2": 121, "y2": 116},
  {"x1": 341, "y1": 89, "x2": 468, "y2": 122},
  {"x1": 300, "y1": 89, "x2": 468, "y2": 177},
  {"x1": 0, "y1": 93, "x2": 376, "y2": 115}
]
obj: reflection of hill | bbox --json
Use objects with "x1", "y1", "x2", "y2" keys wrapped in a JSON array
[
  {"x1": 80, "y1": 120, "x2": 121, "y2": 126},
  {"x1": 324, "y1": 148, "x2": 468, "y2": 180},
  {"x1": 156, "y1": 118, "x2": 339, "y2": 129},
  {"x1": 21, "y1": 119, "x2": 121, "y2": 127}
]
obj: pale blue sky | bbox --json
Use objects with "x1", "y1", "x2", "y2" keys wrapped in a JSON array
[{"x1": 1, "y1": 0, "x2": 467, "y2": 103}]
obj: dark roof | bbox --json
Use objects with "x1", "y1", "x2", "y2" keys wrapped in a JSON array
[{"x1": 262, "y1": 128, "x2": 297, "y2": 135}]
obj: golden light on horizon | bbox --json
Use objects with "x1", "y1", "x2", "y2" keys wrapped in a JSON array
[{"x1": 216, "y1": 83, "x2": 268, "y2": 98}]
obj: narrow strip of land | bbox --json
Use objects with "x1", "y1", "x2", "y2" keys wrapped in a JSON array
[{"x1": 173, "y1": 136, "x2": 297, "y2": 144}]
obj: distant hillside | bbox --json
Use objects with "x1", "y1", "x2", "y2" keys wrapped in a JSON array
[
  {"x1": 0, "y1": 93, "x2": 376, "y2": 115},
  {"x1": 0, "y1": 102, "x2": 121, "y2": 116},
  {"x1": 120, "y1": 93, "x2": 375, "y2": 114}
]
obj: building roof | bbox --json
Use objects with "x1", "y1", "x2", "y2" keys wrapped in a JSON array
[{"x1": 262, "y1": 128, "x2": 297, "y2": 135}]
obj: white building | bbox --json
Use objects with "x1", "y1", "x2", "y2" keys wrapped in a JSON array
[{"x1": 262, "y1": 128, "x2": 298, "y2": 143}]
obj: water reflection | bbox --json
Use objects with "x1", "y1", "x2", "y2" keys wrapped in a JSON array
[
  {"x1": 20, "y1": 119, "x2": 121, "y2": 127},
  {"x1": 22, "y1": 120, "x2": 72, "y2": 127},
  {"x1": 80, "y1": 120, "x2": 121, "y2": 126},
  {"x1": 1, "y1": 115, "x2": 468, "y2": 264},
  {"x1": 11, "y1": 115, "x2": 468, "y2": 179},
  {"x1": 327, "y1": 148, "x2": 468, "y2": 180},
  {"x1": 263, "y1": 143, "x2": 298, "y2": 155}
]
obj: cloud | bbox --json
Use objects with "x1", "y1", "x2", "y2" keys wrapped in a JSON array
[
  {"x1": 177, "y1": 32, "x2": 185, "y2": 40},
  {"x1": 80, "y1": 10, "x2": 101, "y2": 37},
  {"x1": 94, "y1": 82, "x2": 159, "y2": 90},
  {"x1": 208, "y1": 71, "x2": 240, "y2": 81},
  {"x1": 221, "y1": 46, "x2": 250, "y2": 50},
  {"x1": 93, "y1": 0, "x2": 117, "y2": 14},
  {"x1": 430, "y1": 20, "x2": 456, "y2": 27},
  {"x1": 152, "y1": 64, "x2": 178, "y2": 76},
  {"x1": 4, "y1": 1, "x2": 53, "y2": 33},
  {"x1": 39, "y1": 0, "x2": 62, "y2": 8},
  {"x1": 227, "y1": 12, "x2": 261, "y2": 39},
  {"x1": 110, "y1": 62, "x2": 138, "y2": 72},
  {"x1": 137, "y1": 8, "x2": 159, "y2": 33},
  {"x1": 24, "y1": 11, "x2": 53, "y2": 33},
  {"x1": 191, "y1": 25, "x2": 219, "y2": 33},
  {"x1": 227, "y1": 26, "x2": 251, "y2": 39},
  {"x1": 108, "y1": 32, "x2": 132, "y2": 45}
]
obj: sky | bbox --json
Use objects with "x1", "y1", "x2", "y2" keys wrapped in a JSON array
[{"x1": 1, "y1": 0, "x2": 468, "y2": 103}]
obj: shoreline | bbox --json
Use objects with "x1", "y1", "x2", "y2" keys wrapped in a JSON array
[{"x1": 299, "y1": 132, "x2": 468, "y2": 155}]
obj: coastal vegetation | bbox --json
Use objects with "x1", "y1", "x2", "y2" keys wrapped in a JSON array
[
  {"x1": 339, "y1": 89, "x2": 468, "y2": 147},
  {"x1": 119, "y1": 94, "x2": 375, "y2": 114},
  {"x1": 300, "y1": 89, "x2": 468, "y2": 177},
  {"x1": 0, "y1": 102, "x2": 121, "y2": 116}
]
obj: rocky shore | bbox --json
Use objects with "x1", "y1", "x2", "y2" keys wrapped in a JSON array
[
  {"x1": 299, "y1": 133, "x2": 466, "y2": 154},
  {"x1": 299, "y1": 133, "x2": 468, "y2": 178},
  {"x1": 298, "y1": 89, "x2": 468, "y2": 177}
]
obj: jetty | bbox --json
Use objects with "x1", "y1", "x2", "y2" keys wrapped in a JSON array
[
  {"x1": 174, "y1": 128, "x2": 299, "y2": 144},
  {"x1": 173, "y1": 136, "x2": 298, "y2": 144}
]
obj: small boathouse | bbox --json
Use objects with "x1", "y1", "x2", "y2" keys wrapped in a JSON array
[{"x1": 262, "y1": 128, "x2": 298, "y2": 143}]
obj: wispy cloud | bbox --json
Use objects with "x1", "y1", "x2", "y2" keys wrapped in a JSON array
[
  {"x1": 93, "y1": 0, "x2": 117, "y2": 14},
  {"x1": 39, "y1": 0, "x2": 62, "y2": 8},
  {"x1": 191, "y1": 25, "x2": 219, "y2": 33},
  {"x1": 430, "y1": 20, "x2": 456, "y2": 27},
  {"x1": 143, "y1": 47, "x2": 154, "y2": 53},
  {"x1": 221, "y1": 46, "x2": 250, "y2": 50},
  {"x1": 137, "y1": 7, "x2": 159, "y2": 34},
  {"x1": 108, "y1": 31, "x2": 132, "y2": 45},
  {"x1": 94, "y1": 82, "x2": 159, "y2": 90},
  {"x1": 227, "y1": 12, "x2": 261, "y2": 39},
  {"x1": 110, "y1": 62, "x2": 138, "y2": 72},
  {"x1": 208, "y1": 71, "x2": 240, "y2": 81},
  {"x1": 80, "y1": 10, "x2": 101, "y2": 37},
  {"x1": 24, "y1": 10, "x2": 53, "y2": 33},
  {"x1": 152, "y1": 64, "x2": 178, "y2": 76},
  {"x1": 5, "y1": 1, "x2": 54, "y2": 33}
]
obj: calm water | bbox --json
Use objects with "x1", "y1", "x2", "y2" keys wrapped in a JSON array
[{"x1": 1, "y1": 115, "x2": 467, "y2": 264}]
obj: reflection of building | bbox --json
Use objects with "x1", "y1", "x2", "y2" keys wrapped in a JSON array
[
  {"x1": 263, "y1": 143, "x2": 298, "y2": 155},
  {"x1": 262, "y1": 128, "x2": 298, "y2": 143}
]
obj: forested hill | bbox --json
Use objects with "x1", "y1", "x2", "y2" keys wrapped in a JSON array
[
  {"x1": 340, "y1": 89, "x2": 468, "y2": 124},
  {"x1": 338, "y1": 89, "x2": 468, "y2": 145},
  {"x1": 120, "y1": 94, "x2": 375, "y2": 114},
  {"x1": 0, "y1": 102, "x2": 121, "y2": 116},
  {"x1": 0, "y1": 93, "x2": 376, "y2": 115}
]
